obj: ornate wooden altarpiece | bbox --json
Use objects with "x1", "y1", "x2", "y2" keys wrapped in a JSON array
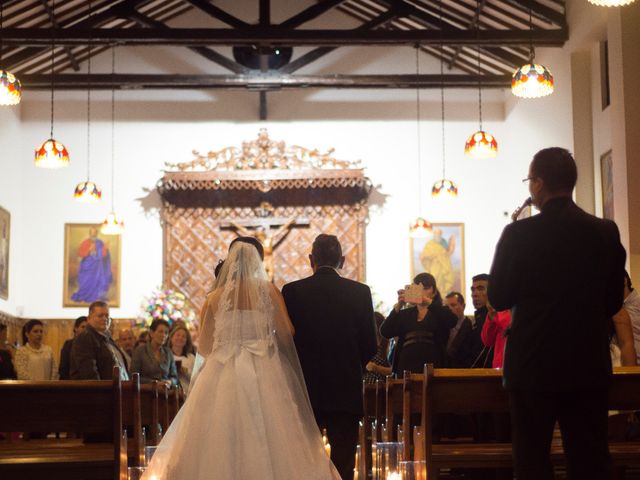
[{"x1": 158, "y1": 129, "x2": 372, "y2": 313}]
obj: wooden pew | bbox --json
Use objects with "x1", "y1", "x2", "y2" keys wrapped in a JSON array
[
  {"x1": 0, "y1": 372, "x2": 126, "y2": 480},
  {"x1": 168, "y1": 384, "x2": 180, "y2": 424},
  {"x1": 359, "y1": 382, "x2": 377, "y2": 480},
  {"x1": 401, "y1": 371, "x2": 424, "y2": 460},
  {"x1": 140, "y1": 382, "x2": 161, "y2": 446},
  {"x1": 157, "y1": 382, "x2": 170, "y2": 436},
  {"x1": 371, "y1": 379, "x2": 386, "y2": 443},
  {"x1": 420, "y1": 365, "x2": 640, "y2": 479},
  {"x1": 384, "y1": 377, "x2": 404, "y2": 441},
  {"x1": 122, "y1": 373, "x2": 144, "y2": 467}
]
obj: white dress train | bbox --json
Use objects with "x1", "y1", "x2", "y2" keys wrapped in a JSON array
[{"x1": 143, "y1": 311, "x2": 340, "y2": 480}]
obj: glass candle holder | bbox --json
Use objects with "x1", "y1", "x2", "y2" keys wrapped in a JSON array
[
  {"x1": 372, "y1": 442, "x2": 403, "y2": 480},
  {"x1": 127, "y1": 466, "x2": 146, "y2": 480},
  {"x1": 144, "y1": 446, "x2": 158, "y2": 466},
  {"x1": 399, "y1": 460, "x2": 427, "y2": 480}
]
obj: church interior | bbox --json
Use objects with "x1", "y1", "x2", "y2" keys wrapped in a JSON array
[{"x1": 0, "y1": 0, "x2": 639, "y2": 478}]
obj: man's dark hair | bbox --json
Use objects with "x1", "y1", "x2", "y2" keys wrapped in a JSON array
[
  {"x1": 625, "y1": 271, "x2": 633, "y2": 292},
  {"x1": 149, "y1": 319, "x2": 171, "y2": 332},
  {"x1": 0, "y1": 323, "x2": 6, "y2": 333},
  {"x1": 531, "y1": 147, "x2": 578, "y2": 194},
  {"x1": 22, "y1": 319, "x2": 43, "y2": 345},
  {"x1": 472, "y1": 273, "x2": 490, "y2": 283},
  {"x1": 413, "y1": 272, "x2": 443, "y2": 307},
  {"x1": 230, "y1": 236, "x2": 264, "y2": 260},
  {"x1": 214, "y1": 259, "x2": 225, "y2": 278},
  {"x1": 74, "y1": 316, "x2": 88, "y2": 329},
  {"x1": 446, "y1": 291, "x2": 465, "y2": 306},
  {"x1": 311, "y1": 234, "x2": 342, "y2": 268},
  {"x1": 89, "y1": 301, "x2": 108, "y2": 314}
]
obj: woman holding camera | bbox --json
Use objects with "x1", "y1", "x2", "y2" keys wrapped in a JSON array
[{"x1": 380, "y1": 273, "x2": 457, "y2": 375}]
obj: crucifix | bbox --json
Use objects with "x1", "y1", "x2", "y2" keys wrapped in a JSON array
[{"x1": 223, "y1": 210, "x2": 309, "y2": 281}]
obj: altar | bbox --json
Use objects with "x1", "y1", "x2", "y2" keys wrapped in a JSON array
[{"x1": 158, "y1": 129, "x2": 372, "y2": 312}]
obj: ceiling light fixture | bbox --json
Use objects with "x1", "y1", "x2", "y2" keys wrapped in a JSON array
[{"x1": 0, "y1": 2, "x2": 21, "y2": 106}]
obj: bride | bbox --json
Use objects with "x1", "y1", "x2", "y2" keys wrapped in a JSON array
[{"x1": 143, "y1": 237, "x2": 340, "y2": 479}]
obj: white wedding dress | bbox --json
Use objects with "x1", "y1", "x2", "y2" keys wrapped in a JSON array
[{"x1": 143, "y1": 242, "x2": 340, "y2": 480}]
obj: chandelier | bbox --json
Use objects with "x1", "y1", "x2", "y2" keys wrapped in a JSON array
[
  {"x1": 588, "y1": 0, "x2": 636, "y2": 6},
  {"x1": 35, "y1": 0, "x2": 69, "y2": 169},
  {"x1": 0, "y1": 3, "x2": 21, "y2": 106}
]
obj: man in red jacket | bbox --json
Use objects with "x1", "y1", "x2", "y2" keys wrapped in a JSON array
[{"x1": 481, "y1": 304, "x2": 511, "y2": 369}]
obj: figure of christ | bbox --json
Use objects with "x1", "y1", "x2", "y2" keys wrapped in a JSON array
[
  {"x1": 71, "y1": 227, "x2": 113, "y2": 303},
  {"x1": 230, "y1": 217, "x2": 297, "y2": 281}
]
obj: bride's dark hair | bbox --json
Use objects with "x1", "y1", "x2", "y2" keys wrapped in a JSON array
[{"x1": 230, "y1": 236, "x2": 264, "y2": 260}]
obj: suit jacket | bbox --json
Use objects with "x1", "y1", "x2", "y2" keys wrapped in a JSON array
[
  {"x1": 489, "y1": 197, "x2": 626, "y2": 391},
  {"x1": 70, "y1": 325, "x2": 129, "y2": 380},
  {"x1": 58, "y1": 338, "x2": 73, "y2": 380},
  {"x1": 282, "y1": 267, "x2": 377, "y2": 417}
]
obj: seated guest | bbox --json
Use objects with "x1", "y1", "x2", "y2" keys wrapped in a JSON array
[
  {"x1": 469, "y1": 274, "x2": 494, "y2": 368},
  {"x1": 0, "y1": 323, "x2": 16, "y2": 379},
  {"x1": 444, "y1": 291, "x2": 474, "y2": 367},
  {"x1": 117, "y1": 328, "x2": 136, "y2": 361},
  {"x1": 135, "y1": 330, "x2": 150, "y2": 350},
  {"x1": 15, "y1": 319, "x2": 58, "y2": 380},
  {"x1": 481, "y1": 303, "x2": 512, "y2": 369},
  {"x1": 58, "y1": 316, "x2": 88, "y2": 380},
  {"x1": 168, "y1": 325, "x2": 196, "y2": 392},
  {"x1": 71, "y1": 301, "x2": 129, "y2": 380},
  {"x1": 364, "y1": 312, "x2": 392, "y2": 384},
  {"x1": 611, "y1": 271, "x2": 638, "y2": 366},
  {"x1": 131, "y1": 319, "x2": 178, "y2": 385},
  {"x1": 380, "y1": 273, "x2": 457, "y2": 374}
]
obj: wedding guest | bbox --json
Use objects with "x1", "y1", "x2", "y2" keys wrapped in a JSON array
[
  {"x1": 0, "y1": 323, "x2": 16, "y2": 379},
  {"x1": 481, "y1": 303, "x2": 512, "y2": 369},
  {"x1": 15, "y1": 319, "x2": 58, "y2": 380},
  {"x1": 364, "y1": 312, "x2": 392, "y2": 384},
  {"x1": 71, "y1": 301, "x2": 129, "y2": 380},
  {"x1": 58, "y1": 316, "x2": 88, "y2": 380},
  {"x1": 444, "y1": 291, "x2": 474, "y2": 367},
  {"x1": 380, "y1": 273, "x2": 457, "y2": 374},
  {"x1": 168, "y1": 325, "x2": 196, "y2": 392},
  {"x1": 135, "y1": 330, "x2": 150, "y2": 349},
  {"x1": 610, "y1": 271, "x2": 637, "y2": 366},
  {"x1": 117, "y1": 328, "x2": 135, "y2": 360},
  {"x1": 131, "y1": 319, "x2": 179, "y2": 385}
]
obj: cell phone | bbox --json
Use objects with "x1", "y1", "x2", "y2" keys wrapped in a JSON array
[{"x1": 404, "y1": 284, "x2": 423, "y2": 304}]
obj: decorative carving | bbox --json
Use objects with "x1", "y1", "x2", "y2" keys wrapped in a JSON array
[
  {"x1": 160, "y1": 131, "x2": 370, "y2": 313},
  {"x1": 165, "y1": 128, "x2": 360, "y2": 172}
]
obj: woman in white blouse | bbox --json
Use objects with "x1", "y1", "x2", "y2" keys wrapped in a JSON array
[
  {"x1": 168, "y1": 324, "x2": 196, "y2": 393},
  {"x1": 15, "y1": 319, "x2": 58, "y2": 380}
]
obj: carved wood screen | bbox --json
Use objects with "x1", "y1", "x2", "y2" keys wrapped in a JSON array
[{"x1": 159, "y1": 129, "x2": 371, "y2": 313}]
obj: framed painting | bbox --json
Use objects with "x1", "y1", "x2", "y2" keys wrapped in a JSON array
[
  {"x1": 63, "y1": 223, "x2": 121, "y2": 307},
  {"x1": 410, "y1": 223, "x2": 465, "y2": 296},
  {"x1": 0, "y1": 206, "x2": 10, "y2": 300},
  {"x1": 600, "y1": 150, "x2": 614, "y2": 220}
]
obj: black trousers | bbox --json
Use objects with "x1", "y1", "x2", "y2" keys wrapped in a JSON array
[
  {"x1": 316, "y1": 411, "x2": 360, "y2": 480},
  {"x1": 509, "y1": 388, "x2": 611, "y2": 480}
]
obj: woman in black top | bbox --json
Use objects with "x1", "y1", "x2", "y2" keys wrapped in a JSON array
[{"x1": 380, "y1": 273, "x2": 456, "y2": 374}]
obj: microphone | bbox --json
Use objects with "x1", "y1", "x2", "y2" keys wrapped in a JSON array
[{"x1": 511, "y1": 197, "x2": 532, "y2": 222}]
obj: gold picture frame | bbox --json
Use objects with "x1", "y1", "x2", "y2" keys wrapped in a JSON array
[
  {"x1": 63, "y1": 223, "x2": 121, "y2": 307},
  {"x1": 600, "y1": 149, "x2": 614, "y2": 220},
  {"x1": 409, "y1": 222, "x2": 465, "y2": 296},
  {"x1": 0, "y1": 206, "x2": 10, "y2": 300}
]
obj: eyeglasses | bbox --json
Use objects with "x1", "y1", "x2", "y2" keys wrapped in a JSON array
[{"x1": 522, "y1": 176, "x2": 536, "y2": 183}]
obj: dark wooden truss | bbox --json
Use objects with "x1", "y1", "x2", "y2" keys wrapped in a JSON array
[{"x1": 0, "y1": 0, "x2": 567, "y2": 118}]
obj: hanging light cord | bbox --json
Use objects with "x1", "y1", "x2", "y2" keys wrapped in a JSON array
[
  {"x1": 1, "y1": 2, "x2": 5, "y2": 65},
  {"x1": 111, "y1": 46, "x2": 116, "y2": 211},
  {"x1": 50, "y1": 0, "x2": 56, "y2": 139},
  {"x1": 415, "y1": 44, "x2": 423, "y2": 207},
  {"x1": 528, "y1": 0, "x2": 534, "y2": 62},
  {"x1": 476, "y1": 0, "x2": 483, "y2": 131},
  {"x1": 86, "y1": 0, "x2": 92, "y2": 181},
  {"x1": 439, "y1": 0, "x2": 446, "y2": 180}
]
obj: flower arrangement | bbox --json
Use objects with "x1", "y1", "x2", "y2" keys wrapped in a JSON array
[{"x1": 137, "y1": 287, "x2": 197, "y2": 328}]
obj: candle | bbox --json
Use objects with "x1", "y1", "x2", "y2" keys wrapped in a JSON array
[
  {"x1": 324, "y1": 441, "x2": 331, "y2": 457},
  {"x1": 387, "y1": 472, "x2": 402, "y2": 480},
  {"x1": 353, "y1": 469, "x2": 359, "y2": 480},
  {"x1": 322, "y1": 428, "x2": 331, "y2": 457}
]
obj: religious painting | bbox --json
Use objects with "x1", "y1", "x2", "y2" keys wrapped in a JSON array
[
  {"x1": 0, "y1": 206, "x2": 10, "y2": 300},
  {"x1": 600, "y1": 150, "x2": 614, "y2": 220},
  {"x1": 63, "y1": 223, "x2": 121, "y2": 307},
  {"x1": 410, "y1": 223, "x2": 465, "y2": 296}
]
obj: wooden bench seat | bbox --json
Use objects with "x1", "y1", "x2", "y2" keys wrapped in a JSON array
[{"x1": 0, "y1": 370, "x2": 126, "y2": 480}]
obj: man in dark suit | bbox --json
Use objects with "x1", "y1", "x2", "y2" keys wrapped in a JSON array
[
  {"x1": 71, "y1": 301, "x2": 129, "y2": 380},
  {"x1": 282, "y1": 234, "x2": 377, "y2": 480},
  {"x1": 489, "y1": 147, "x2": 626, "y2": 480}
]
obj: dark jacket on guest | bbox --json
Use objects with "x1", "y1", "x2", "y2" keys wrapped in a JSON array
[
  {"x1": 381, "y1": 304, "x2": 457, "y2": 374},
  {"x1": 282, "y1": 267, "x2": 377, "y2": 417},
  {"x1": 445, "y1": 317, "x2": 474, "y2": 368},
  {"x1": 58, "y1": 338, "x2": 74, "y2": 380},
  {"x1": 489, "y1": 197, "x2": 626, "y2": 391},
  {"x1": 0, "y1": 349, "x2": 16, "y2": 379},
  {"x1": 130, "y1": 343, "x2": 178, "y2": 385},
  {"x1": 70, "y1": 325, "x2": 129, "y2": 380}
]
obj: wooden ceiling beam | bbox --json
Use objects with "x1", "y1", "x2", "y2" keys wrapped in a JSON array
[
  {"x1": 18, "y1": 73, "x2": 513, "y2": 89},
  {"x1": 0, "y1": 26, "x2": 567, "y2": 46}
]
